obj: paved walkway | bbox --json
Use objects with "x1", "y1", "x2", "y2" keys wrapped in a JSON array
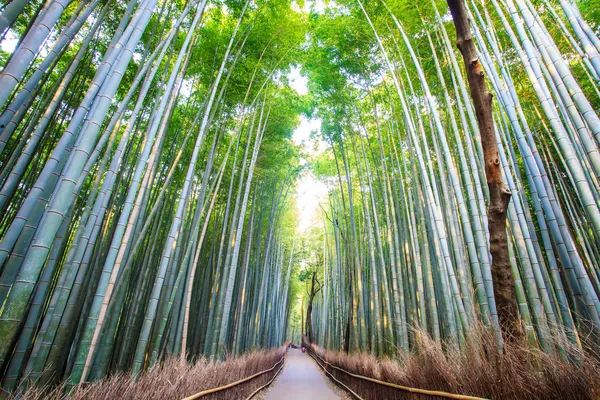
[{"x1": 265, "y1": 348, "x2": 341, "y2": 399}]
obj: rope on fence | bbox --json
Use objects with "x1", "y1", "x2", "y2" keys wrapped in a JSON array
[
  {"x1": 181, "y1": 355, "x2": 285, "y2": 400},
  {"x1": 306, "y1": 348, "x2": 364, "y2": 400},
  {"x1": 245, "y1": 358, "x2": 285, "y2": 400},
  {"x1": 306, "y1": 347, "x2": 488, "y2": 400}
]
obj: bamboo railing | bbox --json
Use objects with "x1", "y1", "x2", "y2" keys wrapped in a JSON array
[
  {"x1": 181, "y1": 355, "x2": 285, "y2": 400},
  {"x1": 304, "y1": 344, "x2": 488, "y2": 400}
]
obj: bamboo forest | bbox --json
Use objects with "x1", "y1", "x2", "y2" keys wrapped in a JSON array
[{"x1": 1, "y1": 0, "x2": 600, "y2": 398}]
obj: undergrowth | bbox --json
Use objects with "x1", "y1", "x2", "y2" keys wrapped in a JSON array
[
  {"x1": 305, "y1": 326, "x2": 600, "y2": 400},
  {"x1": 18, "y1": 346, "x2": 286, "y2": 400}
]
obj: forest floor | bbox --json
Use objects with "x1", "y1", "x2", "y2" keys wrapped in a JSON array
[{"x1": 259, "y1": 348, "x2": 348, "y2": 400}]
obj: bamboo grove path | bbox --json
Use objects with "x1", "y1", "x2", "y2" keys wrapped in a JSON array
[{"x1": 264, "y1": 349, "x2": 342, "y2": 399}]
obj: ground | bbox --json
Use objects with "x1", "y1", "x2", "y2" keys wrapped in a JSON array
[{"x1": 258, "y1": 348, "x2": 349, "y2": 399}]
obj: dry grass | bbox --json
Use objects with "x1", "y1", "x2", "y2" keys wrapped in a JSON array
[
  {"x1": 19, "y1": 346, "x2": 286, "y2": 400},
  {"x1": 304, "y1": 327, "x2": 600, "y2": 400}
]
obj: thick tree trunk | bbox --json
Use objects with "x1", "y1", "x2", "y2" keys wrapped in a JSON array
[
  {"x1": 306, "y1": 271, "x2": 319, "y2": 343},
  {"x1": 344, "y1": 271, "x2": 352, "y2": 354},
  {"x1": 446, "y1": 0, "x2": 522, "y2": 341},
  {"x1": 301, "y1": 297, "x2": 304, "y2": 341}
]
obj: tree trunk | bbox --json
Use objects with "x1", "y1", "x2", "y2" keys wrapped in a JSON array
[
  {"x1": 344, "y1": 268, "x2": 352, "y2": 353},
  {"x1": 446, "y1": 0, "x2": 522, "y2": 341},
  {"x1": 305, "y1": 271, "x2": 319, "y2": 343}
]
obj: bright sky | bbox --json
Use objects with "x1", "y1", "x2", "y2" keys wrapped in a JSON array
[
  {"x1": 1, "y1": 31, "x2": 18, "y2": 53},
  {"x1": 293, "y1": 0, "x2": 326, "y2": 13},
  {"x1": 280, "y1": 0, "x2": 330, "y2": 236},
  {"x1": 288, "y1": 67, "x2": 329, "y2": 234},
  {"x1": 308, "y1": 0, "x2": 326, "y2": 13}
]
